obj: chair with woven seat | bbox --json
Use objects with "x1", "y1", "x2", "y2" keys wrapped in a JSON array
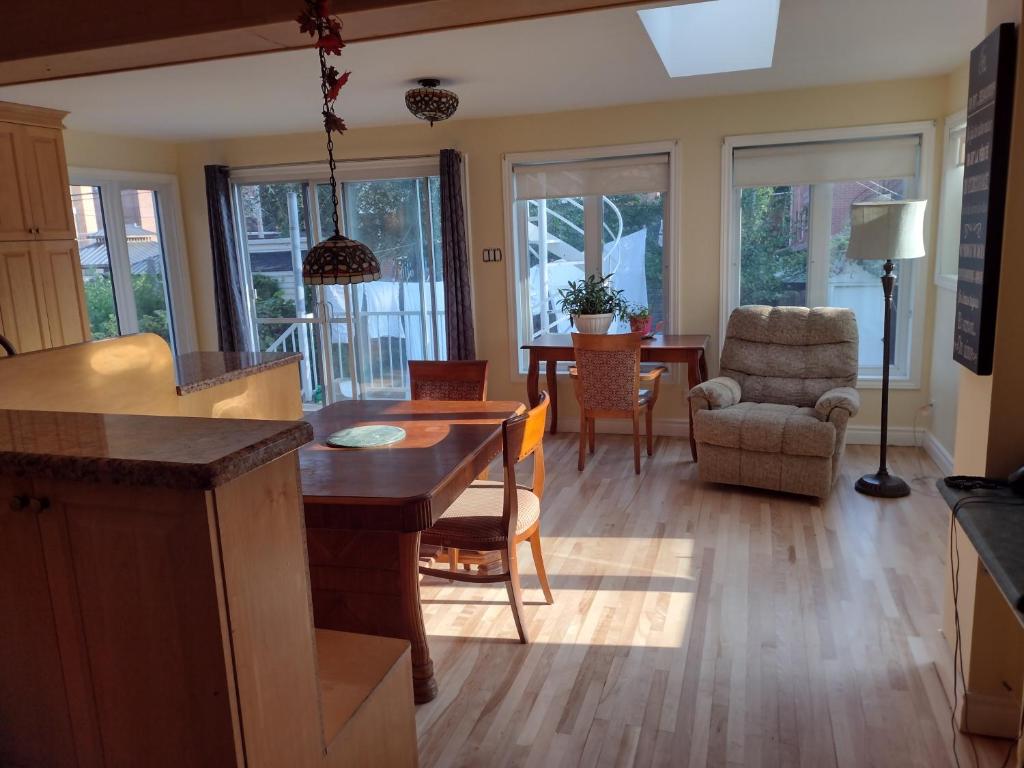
[
  {"x1": 569, "y1": 332, "x2": 667, "y2": 474},
  {"x1": 408, "y1": 359, "x2": 488, "y2": 401},
  {"x1": 418, "y1": 392, "x2": 553, "y2": 643},
  {"x1": 409, "y1": 358, "x2": 493, "y2": 574}
]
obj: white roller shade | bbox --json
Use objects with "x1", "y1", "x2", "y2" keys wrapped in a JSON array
[
  {"x1": 733, "y1": 136, "x2": 921, "y2": 188},
  {"x1": 513, "y1": 154, "x2": 669, "y2": 200}
]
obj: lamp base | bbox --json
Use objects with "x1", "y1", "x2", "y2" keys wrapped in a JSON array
[{"x1": 855, "y1": 470, "x2": 911, "y2": 498}]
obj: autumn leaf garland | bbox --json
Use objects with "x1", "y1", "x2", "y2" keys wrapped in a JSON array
[{"x1": 296, "y1": 0, "x2": 351, "y2": 134}]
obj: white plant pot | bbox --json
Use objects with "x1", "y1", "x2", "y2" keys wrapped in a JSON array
[{"x1": 572, "y1": 313, "x2": 614, "y2": 334}]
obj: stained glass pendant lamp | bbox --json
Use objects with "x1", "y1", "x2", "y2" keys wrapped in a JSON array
[
  {"x1": 297, "y1": 0, "x2": 380, "y2": 285},
  {"x1": 405, "y1": 78, "x2": 460, "y2": 126}
]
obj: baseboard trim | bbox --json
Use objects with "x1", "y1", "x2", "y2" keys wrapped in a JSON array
[
  {"x1": 922, "y1": 430, "x2": 955, "y2": 476},
  {"x1": 555, "y1": 417, "x2": 690, "y2": 438},
  {"x1": 553, "y1": 419, "x2": 949, "y2": 453},
  {"x1": 844, "y1": 425, "x2": 918, "y2": 446}
]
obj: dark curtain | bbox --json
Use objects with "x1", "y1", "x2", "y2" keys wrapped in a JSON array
[
  {"x1": 439, "y1": 149, "x2": 476, "y2": 360},
  {"x1": 204, "y1": 165, "x2": 251, "y2": 353}
]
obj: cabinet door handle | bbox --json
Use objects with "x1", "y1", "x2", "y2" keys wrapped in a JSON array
[
  {"x1": 9, "y1": 495, "x2": 29, "y2": 511},
  {"x1": 28, "y1": 497, "x2": 50, "y2": 513}
]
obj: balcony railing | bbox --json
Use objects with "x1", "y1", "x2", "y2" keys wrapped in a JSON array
[{"x1": 263, "y1": 308, "x2": 446, "y2": 405}]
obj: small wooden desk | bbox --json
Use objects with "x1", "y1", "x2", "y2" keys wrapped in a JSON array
[
  {"x1": 300, "y1": 399, "x2": 523, "y2": 704},
  {"x1": 522, "y1": 333, "x2": 710, "y2": 457}
]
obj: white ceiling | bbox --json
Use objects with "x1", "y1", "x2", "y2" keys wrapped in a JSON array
[{"x1": 0, "y1": 0, "x2": 986, "y2": 141}]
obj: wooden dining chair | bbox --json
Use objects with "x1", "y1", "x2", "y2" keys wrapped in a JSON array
[
  {"x1": 409, "y1": 358, "x2": 492, "y2": 534},
  {"x1": 408, "y1": 360, "x2": 488, "y2": 401},
  {"x1": 570, "y1": 332, "x2": 667, "y2": 474},
  {"x1": 418, "y1": 392, "x2": 553, "y2": 644}
]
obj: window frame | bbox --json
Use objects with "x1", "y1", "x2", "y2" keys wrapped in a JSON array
[
  {"x1": 720, "y1": 121, "x2": 935, "y2": 389},
  {"x1": 502, "y1": 141, "x2": 681, "y2": 378},
  {"x1": 228, "y1": 156, "x2": 450, "y2": 404},
  {"x1": 69, "y1": 167, "x2": 197, "y2": 354},
  {"x1": 935, "y1": 110, "x2": 967, "y2": 291}
]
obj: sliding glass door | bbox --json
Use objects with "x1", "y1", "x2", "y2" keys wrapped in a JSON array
[{"x1": 235, "y1": 170, "x2": 445, "y2": 408}]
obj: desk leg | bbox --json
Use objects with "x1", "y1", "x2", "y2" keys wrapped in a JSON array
[
  {"x1": 306, "y1": 527, "x2": 437, "y2": 703},
  {"x1": 526, "y1": 354, "x2": 540, "y2": 407},
  {"x1": 546, "y1": 361, "x2": 558, "y2": 434},
  {"x1": 687, "y1": 352, "x2": 704, "y2": 463}
]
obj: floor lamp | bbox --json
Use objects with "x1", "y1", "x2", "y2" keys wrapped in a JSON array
[{"x1": 846, "y1": 199, "x2": 927, "y2": 498}]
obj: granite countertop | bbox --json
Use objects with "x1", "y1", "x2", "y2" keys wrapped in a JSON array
[
  {"x1": 939, "y1": 481, "x2": 1024, "y2": 627},
  {"x1": 0, "y1": 409, "x2": 313, "y2": 490},
  {"x1": 174, "y1": 350, "x2": 302, "y2": 395}
]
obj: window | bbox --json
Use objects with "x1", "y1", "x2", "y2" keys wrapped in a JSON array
[
  {"x1": 232, "y1": 160, "x2": 445, "y2": 407},
  {"x1": 935, "y1": 111, "x2": 967, "y2": 287},
  {"x1": 724, "y1": 126, "x2": 933, "y2": 381},
  {"x1": 508, "y1": 145, "x2": 674, "y2": 372},
  {"x1": 70, "y1": 171, "x2": 194, "y2": 353}
]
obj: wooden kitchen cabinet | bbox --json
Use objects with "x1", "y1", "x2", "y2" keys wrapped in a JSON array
[
  {"x1": 0, "y1": 106, "x2": 74, "y2": 243},
  {"x1": 0, "y1": 122, "x2": 34, "y2": 242},
  {"x1": 0, "y1": 239, "x2": 88, "y2": 352},
  {"x1": 0, "y1": 102, "x2": 85, "y2": 353},
  {"x1": 0, "y1": 410, "x2": 418, "y2": 767},
  {"x1": 35, "y1": 239, "x2": 90, "y2": 347},
  {"x1": 0, "y1": 240, "x2": 50, "y2": 352},
  {"x1": 0, "y1": 476, "x2": 80, "y2": 767},
  {"x1": 19, "y1": 124, "x2": 75, "y2": 240}
]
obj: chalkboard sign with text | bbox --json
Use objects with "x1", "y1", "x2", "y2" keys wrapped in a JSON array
[{"x1": 954, "y1": 23, "x2": 1016, "y2": 375}]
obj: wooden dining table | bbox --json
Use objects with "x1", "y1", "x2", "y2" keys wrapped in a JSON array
[
  {"x1": 299, "y1": 398, "x2": 524, "y2": 704},
  {"x1": 522, "y1": 333, "x2": 710, "y2": 458}
]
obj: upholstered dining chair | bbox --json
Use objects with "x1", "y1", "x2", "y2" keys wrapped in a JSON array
[
  {"x1": 418, "y1": 392, "x2": 553, "y2": 644},
  {"x1": 569, "y1": 332, "x2": 667, "y2": 474},
  {"x1": 408, "y1": 359, "x2": 488, "y2": 401}
]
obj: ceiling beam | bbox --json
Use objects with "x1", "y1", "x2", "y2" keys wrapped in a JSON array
[{"x1": 0, "y1": 0, "x2": 683, "y2": 86}]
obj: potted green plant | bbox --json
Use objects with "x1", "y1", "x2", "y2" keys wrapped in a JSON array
[
  {"x1": 557, "y1": 273, "x2": 627, "y2": 334},
  {"x1": 625, "y1": 304, "x2": 652, "y2": 336}
]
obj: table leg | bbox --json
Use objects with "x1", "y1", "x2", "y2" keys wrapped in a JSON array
[
  {"x1": 546, "y1": 360, "x2": 559, "y2": 434},
  {"x1": 306, "y1": 526, "x2": 437, "y2": 703},
  {"x1": 687, "y1": 351, "x2": 702, "y2": 463},
  {"x1": 526, "y1": 354, "x2": 540, "y2": 407}
]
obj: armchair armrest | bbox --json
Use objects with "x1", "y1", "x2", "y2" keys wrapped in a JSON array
[
  {"x1": 687, "y1": 376, "x2": 741, "y2": 411},
  {"x1": 815, "y1": 387, "x2": 860, "y2": 421}
]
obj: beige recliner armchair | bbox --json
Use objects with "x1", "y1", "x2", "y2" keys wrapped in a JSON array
[{"x1": 688, "y1": 306, "x2": 860, "y2": 498}]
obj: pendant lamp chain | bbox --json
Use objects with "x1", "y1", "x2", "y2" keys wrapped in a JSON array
[{"x1": 318, "y1": 40, "x2": 341, "y2": 238}]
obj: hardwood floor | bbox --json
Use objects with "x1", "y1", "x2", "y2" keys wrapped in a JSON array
[{"x1": 416, "y1": 436, "x2": 1013, "y2": 768}]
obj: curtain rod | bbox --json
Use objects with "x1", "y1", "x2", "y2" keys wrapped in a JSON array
[{"x1": 230, "y1": 153, "x2": 439, "y2": 171}]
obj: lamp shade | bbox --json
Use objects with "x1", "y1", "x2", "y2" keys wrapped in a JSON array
[
  {"x1": 405, "y1": 79, "x2": 459, "y2": 126},
  {"x1": 302, "y1": 234, "x2": 381, "y2": 285},
  {"x1": 846, "y1": 199, "x2": 927, "y2": 261}
]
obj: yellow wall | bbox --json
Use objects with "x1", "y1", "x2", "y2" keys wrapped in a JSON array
[
  {"x1": 64, "y1": 130, "x2": 180, "y2": 175},
  {"x1": 172, "y1": 74, "x2": 949, "y2": 429},
  {"x1": 60, "y1": 74, "x2": 957, "y2": 432},
  {"x1": 928, "y1": 61, "x2": 970, "y2": 463}
]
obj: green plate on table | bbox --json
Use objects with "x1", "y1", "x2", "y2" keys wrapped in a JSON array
[{"x1": 326, "y1": 424, "x2": 407, "y2": 449}]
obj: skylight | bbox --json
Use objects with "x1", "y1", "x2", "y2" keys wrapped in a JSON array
[{"x1": 638, "y1": 0, "x2": 781, "y2": 78}]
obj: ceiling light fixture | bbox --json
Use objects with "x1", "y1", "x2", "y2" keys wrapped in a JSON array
[
  {"x1": 639, "y1": 0, "x2": 780, "y2": 78},
  {"x1": 296, "y1": 0, "x2": 380, "y2": 285},
  {"x1": 405, "y1": 78, "x2": 460, "y2": 126}
]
